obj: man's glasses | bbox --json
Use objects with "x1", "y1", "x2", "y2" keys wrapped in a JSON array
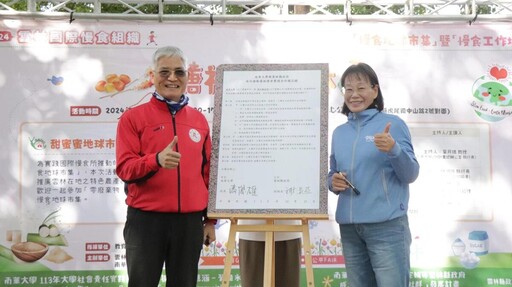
[{"x1": 158, "y1": 69, "x2": 187, "y2": 78}]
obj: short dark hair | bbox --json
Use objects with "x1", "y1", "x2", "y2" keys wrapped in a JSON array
[{"x1": 340, "y1": 63, "x2": 384, "y2": 116}]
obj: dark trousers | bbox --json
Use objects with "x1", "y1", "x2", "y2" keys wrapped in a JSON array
[
  {"x1": 124, "y1": 207, "x2": 203, "y2": 287},
  {"x1": 239, "y1": 238, "x2": 302, "y2": 287}
]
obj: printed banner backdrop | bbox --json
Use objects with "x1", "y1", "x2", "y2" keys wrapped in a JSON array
[{"x1": 0, "y1": 19, "x2": 512, "y2": 287}]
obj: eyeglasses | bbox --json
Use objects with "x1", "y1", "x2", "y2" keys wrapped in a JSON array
[
  {"x1": 342, "y1": 84, "x2": 375, "y2": 96},
  {"x1": 158, "y1": 69, "x2": 187, "y2": 79}
]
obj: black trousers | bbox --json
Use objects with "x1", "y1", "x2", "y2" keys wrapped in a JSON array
[
  {"x1": 239, "y1": 238, "x2": 302, "y2": 287},
  {"x1": 124, "y1": 207, "x2": 203, "y2": 287}
]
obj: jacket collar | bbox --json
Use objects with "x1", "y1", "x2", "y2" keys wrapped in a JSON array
[{"x1": 348, "y1": 108, "x2": 379, "y2": 126}]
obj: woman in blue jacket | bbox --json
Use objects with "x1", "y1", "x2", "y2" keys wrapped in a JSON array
[{"x1": 328, "y1": 63, "x2": 420, "y2": 287}]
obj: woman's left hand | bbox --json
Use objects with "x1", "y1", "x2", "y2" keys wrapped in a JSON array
[{"x1": 374, "y1": 122, "x2": 395, "y2": 153}]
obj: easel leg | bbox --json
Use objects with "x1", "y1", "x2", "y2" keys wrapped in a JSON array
[
  {"x1": 263, "y1": 220, "x2": 275, "y2": 287},
  {"x1": 302, "y1": 219, "x2": 315, "y2": 287},
  {"x1": 221, "y1": 219, "x2": 238, "y2": 287}
]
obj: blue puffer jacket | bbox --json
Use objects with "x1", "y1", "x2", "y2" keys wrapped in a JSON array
[{"x1": 327, "y1": 109, "x2": 419, "y2": 224}]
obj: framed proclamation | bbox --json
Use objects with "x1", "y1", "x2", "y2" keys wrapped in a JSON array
[{"x1": 208, "y1": 63, "x2": 329, "y2": 219}]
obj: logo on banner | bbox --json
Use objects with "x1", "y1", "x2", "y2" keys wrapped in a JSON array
[
  {"x1": 471, "y1": 65, "x2": 512, "y2": 122},
  {"x1": 29, "y1": 137, "x2": 46, "y2": 150}
]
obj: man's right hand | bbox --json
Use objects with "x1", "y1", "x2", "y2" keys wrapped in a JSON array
[{"x1": 157, "y1": 136, "x2": 181, "y2": 169}]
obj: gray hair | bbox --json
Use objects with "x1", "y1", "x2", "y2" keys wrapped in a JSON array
[{"x1": 152, "y1": 46, "x2": 188, "y2": 69}]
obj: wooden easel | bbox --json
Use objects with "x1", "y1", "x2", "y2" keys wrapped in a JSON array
[{"x1": 220, "y1": 217, "x2": 319, "y2": 287}]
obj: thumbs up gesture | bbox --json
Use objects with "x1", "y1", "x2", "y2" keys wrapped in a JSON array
[
  {"x1": 158, "y1": 136, "x2": 181, "y2": 169},
  {"x1": 374, "y1": 122, "x2": 395, "y2": 153}
]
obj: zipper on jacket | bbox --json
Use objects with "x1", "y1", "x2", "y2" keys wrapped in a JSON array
[
  {"x1": 349, "y1": 114, "x2": 361, "y2": 223},
  {"x1": 171, "y1": 110, "x2": 182, "y2": 213},
  {"x1": 380, "y1": 169, "x2": 391, "y2": 206}
]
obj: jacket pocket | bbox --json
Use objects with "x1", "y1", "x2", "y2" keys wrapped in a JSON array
[{"x1": 380, "y1": 170, "x2": 391, "y2": 206}]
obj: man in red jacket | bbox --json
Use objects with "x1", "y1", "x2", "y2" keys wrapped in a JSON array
[{"x1": 116, "y1": 46, "x2": 216, "y2": 287}]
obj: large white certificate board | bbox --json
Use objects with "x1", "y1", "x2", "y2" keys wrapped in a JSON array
[{"x1": 208, "y1": 63, "x2": 329, "y2": 218}]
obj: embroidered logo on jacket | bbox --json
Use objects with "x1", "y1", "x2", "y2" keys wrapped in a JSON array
[{"x1": 189, "y1": 129, "x2": 201, "y2": 143}]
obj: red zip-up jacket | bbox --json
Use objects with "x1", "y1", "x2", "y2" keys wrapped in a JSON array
[{"x1": 115, "y1": 96, "x2": 211, "y2": 213}]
